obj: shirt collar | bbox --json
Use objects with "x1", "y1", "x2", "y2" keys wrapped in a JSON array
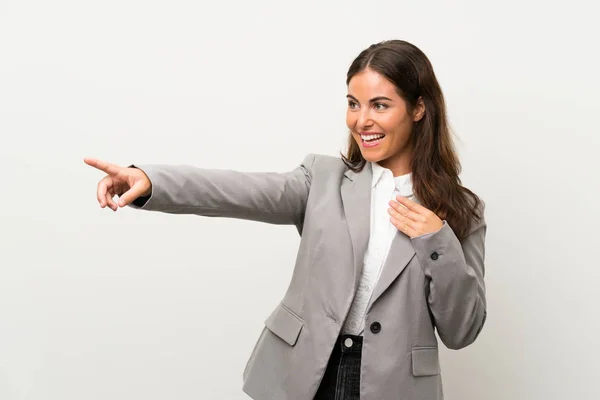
[
  {"x1": 370, "y1": 162, "x2": 414, "y2": 197},
  {"x1": 371, "y1": 162, "x2": 387, "y2": 188}
]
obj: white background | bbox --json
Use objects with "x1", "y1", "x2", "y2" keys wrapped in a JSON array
[{"x1": 1, "y1": 0, "x2": 599, "y2": 399}]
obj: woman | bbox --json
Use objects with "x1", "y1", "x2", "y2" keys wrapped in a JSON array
[{"x1": 85, "y1": 40, "x2": 486, "y2": 400}]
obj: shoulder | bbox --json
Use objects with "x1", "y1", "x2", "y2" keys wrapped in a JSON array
[
  {"x1": 301, "y1": 153, "x2": 349, "y2": 176},
  {"x1": 461, "y1": 187, "x2": 486, "y2": 235}
]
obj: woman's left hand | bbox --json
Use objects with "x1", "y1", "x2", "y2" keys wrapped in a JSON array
[{"x1": 388, "y1": 196, "x2": 444, "y2": 238}]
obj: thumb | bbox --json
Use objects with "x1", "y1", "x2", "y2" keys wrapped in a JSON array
[{"x1": 118, "y1": 180, "x2": 150, "y2": 207}]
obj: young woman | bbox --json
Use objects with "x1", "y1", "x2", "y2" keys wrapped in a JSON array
[{"x1": 85, "y1": 39, "x2": 486, "y2": 400}]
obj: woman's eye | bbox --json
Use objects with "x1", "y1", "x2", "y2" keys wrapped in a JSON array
[
  {"x1": 348, "y1": 101, "x2": 358, "y2": 109},
  {"x1": 374, "y1": 103, "x2": 388, "y2": 110}
]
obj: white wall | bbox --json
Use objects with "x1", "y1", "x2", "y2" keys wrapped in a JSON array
[{"x1": 1, "y1": 1, "x2": 599, "y2": 399}]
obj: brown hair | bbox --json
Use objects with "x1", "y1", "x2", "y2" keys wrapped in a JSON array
[{"x1": 342, "y1": 40, "x2": 482, "y2": 240}]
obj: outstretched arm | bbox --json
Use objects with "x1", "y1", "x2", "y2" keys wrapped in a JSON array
[{"x1": 129, "y1": 154, "x2": 317, "y2": 229}]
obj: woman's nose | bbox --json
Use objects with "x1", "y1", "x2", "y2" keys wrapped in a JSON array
[{"x1": 358, "y1": 109, "x2": 373, "y2": 129}]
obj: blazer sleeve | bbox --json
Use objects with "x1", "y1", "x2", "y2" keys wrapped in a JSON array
[
  {"x1": 410, "y1": 203, "x2": 487, "y2": 350},
  {"x1": 127, "y1": 154, "x2": 316, "y2": 230}
]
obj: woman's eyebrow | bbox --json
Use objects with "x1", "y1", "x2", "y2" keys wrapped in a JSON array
[{"x1": 346, "y1": 94, "x2": 393, "y2": 103}]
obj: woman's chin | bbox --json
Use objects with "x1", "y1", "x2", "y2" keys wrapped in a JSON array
[{"x1": 360, "y1": 149, "x2": 386, "y2": 163}]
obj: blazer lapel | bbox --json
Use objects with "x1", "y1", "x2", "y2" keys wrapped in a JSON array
[
  {"x1": 366, "y1": 231, "x2": 416, "y2": 312},
  {"x1": 341, "y1": 162, "x2": 418, "y2": 312},
  {"x1": 341, "y1": 163, "x2": 372, "y2": 287}
]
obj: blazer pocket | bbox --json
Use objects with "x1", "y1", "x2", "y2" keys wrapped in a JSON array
[
  {"x1": 264, "y1": 303, "x2": 304, "y2": 346},
  {"x1": 411, "y1": 347, "x2": 441, "y2": 377}
]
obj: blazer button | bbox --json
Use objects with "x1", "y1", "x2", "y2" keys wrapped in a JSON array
[
  {"x1": 370, "y1": 322, "x2": 382, "y2": 334},
  {"x1": 430, "y1": 252, "x2": 439, "y2": 260}
]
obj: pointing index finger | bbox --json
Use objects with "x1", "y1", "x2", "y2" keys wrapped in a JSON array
[{"x1": 84, "y1": 157, "x2": 122, "y2": 176}]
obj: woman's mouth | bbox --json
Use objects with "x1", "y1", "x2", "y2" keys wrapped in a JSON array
[{"x1": 360, "y1": 132, "x2": 385, "y2": 148}]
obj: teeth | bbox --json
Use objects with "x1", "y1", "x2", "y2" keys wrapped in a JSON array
[{"x1": 361, "y1": 134, "x2": 385, "y2": 141}]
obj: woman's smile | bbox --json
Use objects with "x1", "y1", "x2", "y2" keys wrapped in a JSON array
[{"x1": 359, "y1": 132, "x2": 386, "y2": 148}]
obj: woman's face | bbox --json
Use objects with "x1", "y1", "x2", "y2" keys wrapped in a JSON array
[{"x1": 346, "y1": 68, "x2": 424, "y2": 176}]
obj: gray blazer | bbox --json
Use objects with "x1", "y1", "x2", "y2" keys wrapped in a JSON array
[{"x1": 131, "y1": 153, "x2": 487, "y2": 400}]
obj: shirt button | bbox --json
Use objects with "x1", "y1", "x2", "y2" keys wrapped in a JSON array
[
  {"x1": 344, "y1": 338, "x2": 354, "y2": 348},
  {"x1": 430, "y1": 252, "x2": 439, "y2": 260},
  {"x1": 370, "y1": 322, "x2": 382, "y2": 334}
]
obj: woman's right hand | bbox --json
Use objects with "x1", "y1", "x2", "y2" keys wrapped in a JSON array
[{"x1": 84, "y1": 157, "x2": 152, "y2": 211}]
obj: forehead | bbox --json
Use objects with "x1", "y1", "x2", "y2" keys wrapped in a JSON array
[{"x1": 348, "y1": 68, "x2": 398, "y2": 98}]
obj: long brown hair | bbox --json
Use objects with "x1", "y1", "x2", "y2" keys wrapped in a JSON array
[{"x1": 342, "y1": 40, "x2": 482, "y2": 240}]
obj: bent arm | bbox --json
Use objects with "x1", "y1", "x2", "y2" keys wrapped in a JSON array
[
  {"x1": 411, "y1": 207, "x2": 487, "y2": 350},
  {"x1": 128, "y1": 154, "x2": 316, "y2": 229}
]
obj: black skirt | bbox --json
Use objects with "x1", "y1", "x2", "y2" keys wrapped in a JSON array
[{"x1": 314, "y1": 334, "x2": 363, "y2": 400}]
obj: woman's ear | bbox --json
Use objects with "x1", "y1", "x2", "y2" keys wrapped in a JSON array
[{"x1": 413, "y1": 97, "x2": 426, "y2": 122}]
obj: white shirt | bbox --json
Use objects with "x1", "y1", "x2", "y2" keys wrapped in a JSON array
[{"x1": 341, "y1": 162, "x2": 414, "y2": 335}]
